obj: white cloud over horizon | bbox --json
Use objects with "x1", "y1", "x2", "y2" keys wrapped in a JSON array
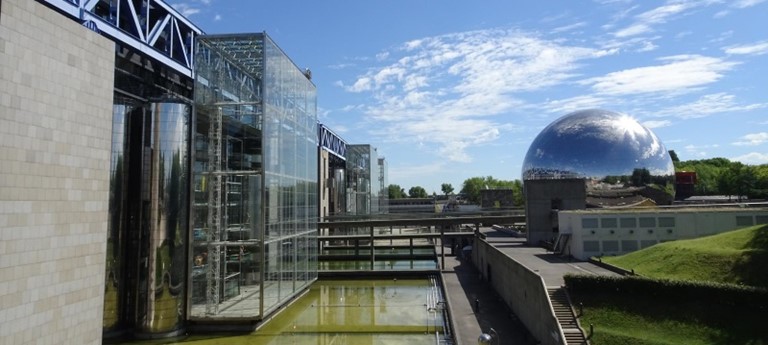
[
  {"x1": 732, "y1": 132, "x2": 768, "y2": 146},
  {"x1": 654, "y1": 93, "x2": 768, "y2": 119},
  {"x1": 344, "y1": 28, "x2": 616, "y2": 162},
  {"x1": 732, "y1": 152, "x2": 768, "y2": 165},
  {"x1": 581, "y1": 55, "x2": 738, "y2": 95}
]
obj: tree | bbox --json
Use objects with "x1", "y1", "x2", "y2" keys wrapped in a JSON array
[
  {"x1": 460, "y1": 176, "x2": 524, "y2": 206},
  {"x1": 668, "y1": 150, "x2": 680, "y2": 163},
  {"x1": 408, "y1": 186, "x2": 428, "y2": 198},
  {"x1": 387, "y1": 184, "x2": 406, "y2": 199},
  {"x1": 441, "y1": 183, "x2": 454, "y2": 195}
]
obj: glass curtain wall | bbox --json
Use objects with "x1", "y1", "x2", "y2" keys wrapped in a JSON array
[{"x1": 192, "y1": 33, "x2": 318, "y2": 321}]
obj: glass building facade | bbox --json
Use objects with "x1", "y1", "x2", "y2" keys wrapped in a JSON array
[
  {"x1": 191, "y1": 33, "x2": 318, "y2": 320},
  {"x1": 346, "y1": 145, "x2": 387, "y2": 216}
]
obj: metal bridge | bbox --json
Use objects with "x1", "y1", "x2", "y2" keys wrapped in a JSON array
[
  {"x1": 318, "y1": 214, "x2": 526, "y2": 271},
  {"x1": 39, "y1": 0, "x2": 204, "y2": 77}
]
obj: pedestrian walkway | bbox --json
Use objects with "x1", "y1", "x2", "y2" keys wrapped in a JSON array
[
  {"x1": 441, "y1": 255, "x2": 531, "y2": 345},
  {"x1": 441, "y1": 229, "x2": 619, "y2": 344}
]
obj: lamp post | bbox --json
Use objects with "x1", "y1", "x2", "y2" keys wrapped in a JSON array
[{"x1": 478, "y1": 328, "x2": 499, "y2": 345}]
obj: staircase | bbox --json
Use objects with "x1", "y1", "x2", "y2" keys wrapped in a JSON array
[{"x1": 548, "y1": 287, "x2": 588, "y2": 345}]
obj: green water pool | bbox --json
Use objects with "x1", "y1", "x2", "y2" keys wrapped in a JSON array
[{"x1": 111, "y1": 278, "x2": 448, "y2": 345}]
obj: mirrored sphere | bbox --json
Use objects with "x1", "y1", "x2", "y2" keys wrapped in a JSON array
[{"x1": 522, "y1": 109, "x2": 675, "y2": 206}]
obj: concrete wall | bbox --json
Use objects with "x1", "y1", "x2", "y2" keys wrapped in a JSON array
[
  {"x1": 560, "y1": 208, "x2": 768, "y2": 260},
  {"x1": 524, "y1": 179, "x2": 586, "y2": 245},
  {"x1": 473, "y1": 238, "x2": 565, "y2": 345},
  {"x1": 0, "y1": 0, "x2": 115, "y2": 344}
]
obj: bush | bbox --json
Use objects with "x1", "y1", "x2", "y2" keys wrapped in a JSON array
[{"x1": 564, "y1": 274, "x2": 768, "y2": 311}]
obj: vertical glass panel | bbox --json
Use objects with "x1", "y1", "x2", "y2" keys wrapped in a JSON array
[{"x1": 193, "y1": 33, "x2": 317, "y2": 321}]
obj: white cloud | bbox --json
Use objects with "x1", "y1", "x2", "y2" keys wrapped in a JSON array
[
  {"x1": 581, "y1": 55, "x2": 737, "y2": 95},
  {"x1": 655, "y1": 93, "x2": 768, "y2": 118},
  {"x1": 723, "y1": 41, "x2": 768, "y2": 55},
  {"x1": 684, "y1": 143, "x2": 719, "y2": 157},
  {"x1": 552, "y1": 22, "x2": 588, "y2": 34},
  {"x1": 732, "y1": 152, "x2": 768, "y2": 165},
  {"x1": 172, "y1": 3, "x2": 200, "y2": 17},
  {"x1": 636, "y1": 41, "x2": 658, "y2": 52},
  {"x1": 614, "y1": 24, "x2": 650, "y2": 38},
  {"x1": 541, "y1": 95, "x2": 607, "y2": 114},
  {"x1": 612, "y1": 1, "x2": 716, "y2": 38},
  {"x1": 345, "y1": 28, "x2": 615, "y2": 162},
  {"x1": 213, "y1": 14, "x2": 222, "y2": 21},
  {"x1": 643, "y1": 120, "x2": 672, "y2": 128},
  {"x1": 732, "y1": 132, "x2": 768, "y2": 146},
  {"x1": 347, "y1": 77, "x2": 372, "y2": 92},
  {"x1": 733, "y1": 0, "x2": 766, "y2": 8}
]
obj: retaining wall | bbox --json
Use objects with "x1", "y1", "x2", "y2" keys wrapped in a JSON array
[{"x1": 472, "y1": 238, "x2": 566, "y2": 345}]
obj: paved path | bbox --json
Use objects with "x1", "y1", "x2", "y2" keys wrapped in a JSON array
[
  {"x1": 441, "y1": 255, "x2": 532, "y2": 345},
  {"x1": 484, "y1": 231, "x2": 618, "y2": 287},
  {"x1": 441, "y1": 229, "x2": 619, "y2": 344}
]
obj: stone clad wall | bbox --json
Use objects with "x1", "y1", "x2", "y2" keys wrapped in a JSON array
[{"x1": 0, "y1": 0, "x2": 114, "y2": 343}]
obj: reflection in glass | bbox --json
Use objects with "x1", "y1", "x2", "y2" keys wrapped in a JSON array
[
  {"x1": 104, "y1": 97, "x2": 136, "y2": 332},
  {"x1": 134, "y1": 101, "x2": 190, "y2": 334},
  {"x1": 522, "y1": 109, "x2": 675, "y2": 206}
]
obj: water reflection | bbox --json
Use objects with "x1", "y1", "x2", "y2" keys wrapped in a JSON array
[{"x1": 109, "y1": 279, "x2": 445, "y2": 345}]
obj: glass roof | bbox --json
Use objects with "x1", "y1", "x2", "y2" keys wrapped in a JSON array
[{"x1": 198, "y1": 33, "x2": 265, "y2": 79}]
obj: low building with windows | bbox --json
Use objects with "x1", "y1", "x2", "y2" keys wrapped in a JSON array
[{"x1": 558, "y1": 206, "x2": 768, "y2": 260}]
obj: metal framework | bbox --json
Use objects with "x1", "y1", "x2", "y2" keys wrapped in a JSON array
[
  {"x1": 319, "y1": 124, "x2": 347, "y2": 159},
  {"x1": 38, "y1": 0, "x2": 203, "y2": 77},
  {"x1": 205, "y1": 107, "x2": 224, "y2": 315}
]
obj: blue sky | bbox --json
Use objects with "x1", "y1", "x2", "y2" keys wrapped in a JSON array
[{"x1": 172, "y1": 0, "x2": 768, "y2": 194}]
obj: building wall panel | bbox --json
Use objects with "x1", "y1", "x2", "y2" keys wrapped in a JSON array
[{"x1": 0, "y1": 0, "x2": 115, "y2": 343}]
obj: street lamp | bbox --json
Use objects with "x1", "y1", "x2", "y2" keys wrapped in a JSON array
[{"x1": 477, "y1": 328, "x2": 499, "y2": 345}]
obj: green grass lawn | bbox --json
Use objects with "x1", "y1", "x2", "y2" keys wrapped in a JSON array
[
  {"x1": 571, "y1": 224, "x2": 768, "y2": 345},
  {"x1": 603, "y1": 224, "x2": 768, "y2": 287},
  {"x1": 572, "y1": 292, "x2": 766, "y2": 345}
]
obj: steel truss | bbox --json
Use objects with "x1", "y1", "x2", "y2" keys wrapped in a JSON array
[{"x1": 38, "y1": 0, "x2": 204, "y2": 77}]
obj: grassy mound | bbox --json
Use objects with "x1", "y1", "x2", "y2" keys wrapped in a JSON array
[
  {"x1": 571, "y1": 224, "x2": 768, "y2": 344},
  {"x1": 602, "y1": 224, "x2": 768, "y2": 288}
]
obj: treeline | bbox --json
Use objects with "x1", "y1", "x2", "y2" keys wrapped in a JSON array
[
  {"x1": 386, "y1": 176, "x2": 524, "y2": 206},
  {"x1": 386, "y1": 155, "x2": 768, "y2": 204},
  {"x1": 674, "y1": 156, "x2": 768, "y2": 199}
]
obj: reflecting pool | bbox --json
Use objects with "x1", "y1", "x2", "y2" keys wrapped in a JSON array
[{"x1": 110, "y1": 278, "x2": 449, "y2": 345}]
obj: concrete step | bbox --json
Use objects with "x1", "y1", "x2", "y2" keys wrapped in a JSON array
[{"x1": 548, "y1": 288, "x2": 588, "y2": 345}]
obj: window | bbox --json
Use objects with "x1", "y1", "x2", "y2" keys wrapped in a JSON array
[
  {"x1": 602, "y1": 240, "x2": 619, "y2": 252},
  {"x1": 736, "y1": 216, "x2": 754, "y2": 227},
  {"x1": 621, "y1": 240, "x2": 638, "y2": 251},
  {"x1": 620, "y1": 218, "x2": 637, "y2": 228},
  {"x1": 601, "y1": 218, "x2": 617, "y2": 228},
  {"x1": 658, "y1": 217, "x2": 675, "y2": 227},
  {"x1": 583, "y1": 241, "x2": 600, "y2": 252},
  {"x1": 582, "y1": 218, "x2": 599, "y2": 228},
  {"x1": 639, "y1": 217, "x2": 656, "y2": 227}
]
